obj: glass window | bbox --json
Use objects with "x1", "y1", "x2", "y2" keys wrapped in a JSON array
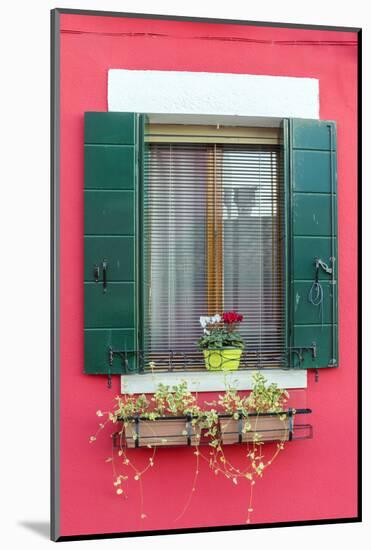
[{"x1": 143, "y1": 140, "x2": 284, "y2": 369}]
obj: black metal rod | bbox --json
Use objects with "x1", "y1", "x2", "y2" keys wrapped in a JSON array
[
  {"x1": 186, "y1": 414, "x2": 192, "y2": 446},
  {"x1": 102, "y1": 259, "x2": 108, "y2": 293},
  {"x1": 238, "y1": 412, "x2": 243, "y2": 443},
  {"x1": 288, "y1": 408, "x2": 293, "y2": 441},
  {"x1": 134, "y1": 415, "x2": 140, "y2": 448},
  {"x1": 118, "y1": 409, "x2": 312, "y2": 422}
]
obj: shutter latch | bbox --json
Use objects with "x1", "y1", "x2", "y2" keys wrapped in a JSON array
[
  {"x1": 93, "y1": 264, "x2": 100, "y2": 283},
  {"x1": 93, "y1": 260, "x2": 108, "y2": 292},
  {"x1": 93, "y1": 258, "x2": 108, "y2": 293},
  {"x1": 315, "y1": 258, "x2": 333, "y2": 275},
  {"x1": 102, "y1": 259, "x2": 108, "y2": 293}
]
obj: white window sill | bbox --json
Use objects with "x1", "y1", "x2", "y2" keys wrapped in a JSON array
[{"x1": 120, "y1": 369, "x2": 307, "y2": 394}]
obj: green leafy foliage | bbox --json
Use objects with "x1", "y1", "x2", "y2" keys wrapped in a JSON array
[
  {"x1": 151, "y1": 382, "x2": 201, "y2": 417},
  {"x1": 197, "y1": 327, "x2": 245, "y2": 350},
  {"x1": 247, "y1": 372, "x2": 289, "y2": 414}
]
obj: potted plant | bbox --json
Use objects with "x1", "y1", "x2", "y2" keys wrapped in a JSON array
[{"x1": 197, "y1": 312, "x2": 245, "y2": 370}]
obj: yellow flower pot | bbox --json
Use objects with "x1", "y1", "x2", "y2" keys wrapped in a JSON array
[{"x1": 203, "y1": 349, "x2": 242, "y2": 371}]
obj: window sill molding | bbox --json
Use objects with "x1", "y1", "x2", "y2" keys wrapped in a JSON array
[{"x1": 120, "y1": 369, "x2": 307, "y2": 394}]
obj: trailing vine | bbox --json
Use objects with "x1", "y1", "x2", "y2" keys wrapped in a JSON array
[{"x1": 90, "y1": 371, "x2": 293, "y2": 524}]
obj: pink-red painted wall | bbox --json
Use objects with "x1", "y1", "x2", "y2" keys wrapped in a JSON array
[{"x1": 58, "y1": 13, "x2": 358, "y2": 537}]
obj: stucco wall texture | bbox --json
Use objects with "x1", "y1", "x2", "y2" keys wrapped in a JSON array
[
  {"x1": 58, "y1": 13, "x2": 358, "y2": 537},
  {"x1": 108, "y1": 68, "x2": 319, "y2": 118}
]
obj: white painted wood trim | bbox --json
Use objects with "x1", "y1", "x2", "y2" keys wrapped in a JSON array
[
  {"x1": 108, "y1": 69, "x2": 319, "y2": 120},
  {"x1": 121, "y1": 370, "x2": 307, "y2": 394}
]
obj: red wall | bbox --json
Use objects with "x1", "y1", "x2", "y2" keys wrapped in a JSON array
[{"x1": 58, "y1": 13, "x2": 358, "y2": 537}]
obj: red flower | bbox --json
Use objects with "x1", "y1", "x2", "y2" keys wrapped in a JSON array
[{"x1": 222, "y1": 311, "x2": 244, "y2": 324}]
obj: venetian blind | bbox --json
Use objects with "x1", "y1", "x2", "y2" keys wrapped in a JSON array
[{"x1": 143, "y1": 142, "x2": 285, "y2": 370}]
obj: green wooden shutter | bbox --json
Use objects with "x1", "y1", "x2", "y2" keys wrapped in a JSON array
[
  {"x1": 284, "y1": 118, "x2": 338, "y2": 369},
  {"x1": 84, "y1": 112, "x2": 144, "y2": 375}
]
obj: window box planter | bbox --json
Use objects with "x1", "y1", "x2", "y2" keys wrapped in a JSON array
[
  {"x1": 220, "y1": 414, "x2": 290, "y2": 444},
  {"x1": 116, "y1": 409, "x2": 311, "y2": 449},
  {"x1": 123, "y1": 416, "x2": 201, "y2": 448}
]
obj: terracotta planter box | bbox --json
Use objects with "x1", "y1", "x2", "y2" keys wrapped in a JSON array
[
  {"x1": 220, "y1": 415, "x2": 291, "y2": 445},
  {"x1": 124, "y1": 417, "x2": 201, "y2": 448},
  {"x1": 119, "y1": 412, "x2": 298, "y2": 448}
]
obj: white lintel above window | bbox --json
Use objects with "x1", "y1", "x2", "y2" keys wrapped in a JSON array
[{"x1": 108, "y1": 69, "x2": 319, "y2": 120}]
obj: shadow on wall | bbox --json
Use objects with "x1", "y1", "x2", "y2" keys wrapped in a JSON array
[{"x1": 18, "y1": 521, "x2": 50, "y2": 539}]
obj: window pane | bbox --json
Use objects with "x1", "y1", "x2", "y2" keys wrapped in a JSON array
[
  {"x1": 143, "y1": 144, "x2": 208, "y2": 354},
  {"x1": 222, "y1": 146, "x2": 284, "y2": 364},
  {"x1": 144, "y1": 142, "x2": 284, "y2": 369}
]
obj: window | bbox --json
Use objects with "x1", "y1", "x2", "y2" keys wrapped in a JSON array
[
  {"x1": 143, "y1": 127, "x2": 284, "y2": 370},
  {"x1": 83, "y1": 113, "x2": 338, "y2": 377}
]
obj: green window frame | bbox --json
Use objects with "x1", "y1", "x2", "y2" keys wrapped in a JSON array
[{"x1": 84, "y1": 112, "x2": 338, "y2": 377}]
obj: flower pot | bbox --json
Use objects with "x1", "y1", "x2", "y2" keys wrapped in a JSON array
[
  {"x1": 203, "y1": 348, "x2": 242, "y2": 371},
  {"x1": 219, "y1": 415, "x2": 290, "y2": 445},
  {"x1": 124, "y1": 417, "x2": 201, "y2": 448}
]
